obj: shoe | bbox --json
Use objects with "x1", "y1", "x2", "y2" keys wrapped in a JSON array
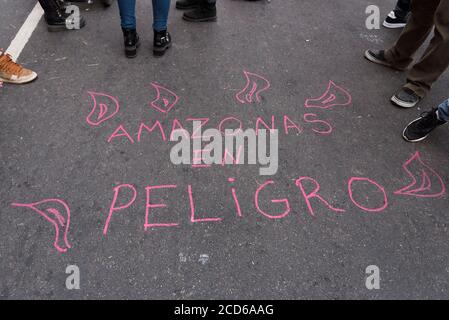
[
  {"x1": 176, "y1": 0, "x2": 201, "y2": 10},
  {"x1": 364, "y1": 49, "x2": 405, "y2": 71},
  {"x1": 45, "y1": 6, "x2": 86, "y2": 32},
  {"x1": 0, "y1": 51, "x2": 38, "y2": 84},
  {"x1": 391, "y1": 87, "x2": 421, "y2": 108},
  {"x1": 403, "y1": 108, "x2": 446, "y2": 142},
  {"x1": 183, "y1": 3, "x2": 217, "y2": 22},
  {"x1": 102, "y1": 0, "x2": 114, "y2": 7},
  {"x1": 153, "y1": 30, "x2": 172, "y2": 57},
  {"x1": 122, "y1": 28, "x2": 140, "y2": 58},
  {"x1": 383, "y1": 11, "x2": 408, "y2": 29}
]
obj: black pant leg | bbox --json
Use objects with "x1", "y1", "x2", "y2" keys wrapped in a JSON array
[
  {"x1": 38, "y1": 0, "x2": 61, "y2": 17},
  {"x1": 394, "y1": 0, "x2": 412, "y2": 18}
]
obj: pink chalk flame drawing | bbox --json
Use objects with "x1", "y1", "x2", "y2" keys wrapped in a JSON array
[
  {"x1": 304, "y1": 80, "x2": 352, "y2": 109},
  {"x1": 150, "y1": 82, "x2": 179, "y2": 114},
  {"x1": 86, "y1": 91, "x2": 120, "y2": 126},
  {"x1": 11, "y1": 199, "x2": 72, "y2": 253},
  {"x1": 235, "y1": 70, "x2": 271, "y2": 104},
  {"x1": 394, "y1": 151, "x2": 446, "y2": 198}
]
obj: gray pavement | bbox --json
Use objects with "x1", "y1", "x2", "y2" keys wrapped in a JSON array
[{"x1": 1, "y1": 0, "x2": 449, "y2": 299}]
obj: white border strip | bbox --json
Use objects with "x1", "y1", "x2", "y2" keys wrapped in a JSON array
[{"x1": 6, "y1": 2, "x2": 44, "y2": 61}]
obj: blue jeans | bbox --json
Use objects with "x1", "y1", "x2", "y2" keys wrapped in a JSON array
[
  {"x1": 118, "y1": 0, "x2": 171, "y2": 32},
  {"x1": 437, "y1": 99, "x2": 449, "y2": 122}
]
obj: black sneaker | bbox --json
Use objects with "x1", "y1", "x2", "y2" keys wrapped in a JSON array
[
  {"x1": 403, "y1": 108, "x2": 446, "y2": 142},
  {"x1": 176, "y1": 0, "x2": 201, "y2": 10},
  {"x1": 383, "y1": 11, "x2": 408, "y2": 29},
  {"x1": 183, "y1": 4, "x2": 217, "y2": 22},
  {"x1": 122, "y1": 28, "x2": 140, "y2": 58},
  {"x1": 364, "y1": 49, "x2": 404, "y2": 71},
  {"x1": 391, "y1": 87, "x2": 421, "y2": 108},
  {"x1": 153, "y1": 30, "x2": 172, "y2": 57}
]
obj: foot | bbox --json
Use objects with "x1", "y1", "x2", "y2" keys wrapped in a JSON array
[
  {"x1": 403, "y1": 108, "x2": 446, "y2": 142},
  {"x1": 383, "y1": 11, "x2": 408, "y2": 29},
  {"x1": 391, "y1": 87, "x2": 421, "y2": 108},
  {"x1": 176, "y1": 0, "x2": 201, "y2": 10},
  {"x1": 183, "y1": 4, "x2": 217, "y2": 22},
  {"x1": 153, "y1": 30, "x2": 172, "y2": 57},
  {"x1": 364, "y1": 49, "x2": 405, "y2": 71},
  {"x1": 122, "y1": 28, "x2": 140, "y2": 58},
  {"x1": 0, "y1": 52, "x2": 38, "y2": 84}
]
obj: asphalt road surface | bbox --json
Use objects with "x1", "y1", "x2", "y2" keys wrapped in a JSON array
[{"x1": 1, "y1": 0, "x2": 449, "y2": 299}]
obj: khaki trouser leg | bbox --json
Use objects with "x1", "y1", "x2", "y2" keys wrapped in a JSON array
[{"x1": 404, "y1": 0, "x2": 449, "y2": 97}]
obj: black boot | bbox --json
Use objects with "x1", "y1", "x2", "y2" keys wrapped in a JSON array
[
  {"x1": 122, "y1": 28, "x2": 140, "y2": 58},
  {"x1": 183, "y1": 1, "x2": 217, "y2": 22},
  {"x1": 42, "y1": 0, "x2": 86, "y2": 32},
  {"x1": 176, "y1": 0, "x2": 201, "y2": 10},
  {"x1": 153, "y1": 30, "x2": 172, "y2": 57}
]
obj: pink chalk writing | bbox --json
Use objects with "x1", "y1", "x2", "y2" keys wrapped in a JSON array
[
  {"x1": 305, "y1": 80, "x2": 352, "y2": 109},
  {"x1": 145, "y1": 185, "x2": 179, "y2": 230},
  {"x1": 86, "y1": 91, "x2": 121, "y2": 126},
  {"x1": 106, "y1": 114, "x2": 334, "y2": 146},
  {"x1": 254, "y1": 180, "x2": 291, "y2": 219},
  {"x1": 107, "y1": 125, "x2": 135, "y2": 144},
  {"x1": 188, "y1": 185, "x2": 223, "y2": 223},
  {"x1": 394, "y1": 151, "x2": 446, "y2": 198},
  {"x1": 295, "y1": 177, "x2": 346, "y2": 216},
  {"x1": 149, "y1": 82, "x2": 179, "y2": 114},
  {"x1": 303, "y1": 113, "x2": 333, "y2": 135},
  {"x1": 283, "y1": 115, "x2": 303, "y2": 135},
  {"x1": 103, "y1": 184, "x2": 137, "y2": 235},
  {"x1": 11, "y1": 199, "x2": 72, "y2": 253},
  {"x1": 235, "y1": 70, "x2": 271, "y2": 104},
  {"x1": 228, "y1": 178, "x2": 243, "y2": 217},
  {"x1": 348, "y1": 177, "x2": 388, "y2": 212}
]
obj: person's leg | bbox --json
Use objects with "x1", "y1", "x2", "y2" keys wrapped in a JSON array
[
  {"x1": 437, "y1": 99, "x2": 449, "y2": 122},
  {"x1": 117, "y1": 0, "x2": 137, "y2": 29},
  {"x1": 394, "y1": 0, "x2": 411, "y2": 18},
  {"x1": 404, "y1": 0, "x2": 449, "y2": 97},
  {"x1": 152, "y1": 0, "x2": 171, "y2": 32},
  {"x1": 39, "y1": 0, "x2": 60, "y2": 15},
  {"x1": 117, "y1": 0, "x2": 140, "y2": 58},
  {"x1": 152, "y1": 0, "x2": 172, "y2": 56},
  {"x1": 384, "y1": 0, "x2": 439, "y2": 69},
  {"x1": 176, "y1": 0, "x2": 201, "y2": 10}
]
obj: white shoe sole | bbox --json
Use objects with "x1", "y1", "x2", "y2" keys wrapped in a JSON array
[
  {"x1": 391, "y1": 95, "x2": 419, "y2": 108},
  {"x1": 383, "y1": 21, "x2": 407, "y2": 29},
  {"x1": 0, "y1": 72, "x2": 38, "y2": 84},
  {"x1": 402, "y1": 117, "x2": 428, "y2": 142}
]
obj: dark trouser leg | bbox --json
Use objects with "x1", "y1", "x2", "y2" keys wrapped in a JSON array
[
  {"x1": 405, "y1": 0, "x2": 449, "y2": 97},
  {"x1": 385, "y1": 0, "x2": 439, "y2": 71},
  {"x1": 38, "y1": 0, "x2": 61, "y2": 17},
  {"x1": 394, "y1": 0, "x2": 411, "y2": 18}
]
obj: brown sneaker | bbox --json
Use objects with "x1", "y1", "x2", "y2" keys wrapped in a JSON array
[{"x1": 0, "y1": 51, "x2": 38, "y2": 84}]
